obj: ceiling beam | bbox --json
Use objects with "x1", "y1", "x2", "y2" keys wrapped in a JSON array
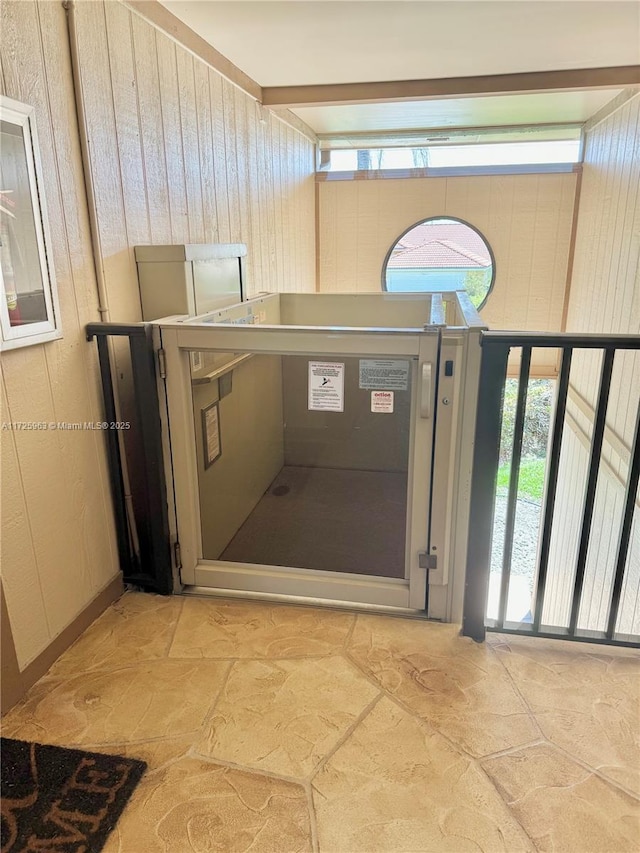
[{"x1": 262, "y1": 66, "x2": 640, "y2": 109}]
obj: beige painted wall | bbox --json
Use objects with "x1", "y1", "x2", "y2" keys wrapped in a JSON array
[
  {"x1": 1, "y1": 0, "x2": 317, "y2": 675},
  {"x1": 1, "y1": 1, "x2": 120, "y2": 669},
  {"x1": 546, "y1": 93, "x2": 640, "y2": 635},
  {"x1": 317, "y1": 173, "x2": 577, "y2": 330}
]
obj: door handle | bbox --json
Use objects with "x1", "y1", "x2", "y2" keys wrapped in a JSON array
[{"x1": 420, "y1": 362, "x2": 432, "y2": 419}]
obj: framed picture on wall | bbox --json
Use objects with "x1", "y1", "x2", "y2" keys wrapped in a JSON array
[
  {"x1": 0, "y1": 95, "x2": 62, "y2": 350},
  {"x1": 202, "y1": 401, "x2": 222, "y2": 468}
]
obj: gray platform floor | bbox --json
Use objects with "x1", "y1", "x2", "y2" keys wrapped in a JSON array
[{"x1": 220, "y1": 466, "x2": 408, "y2": 578}]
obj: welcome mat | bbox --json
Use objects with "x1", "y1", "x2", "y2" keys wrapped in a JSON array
[{"x1": 1, "y1": 737, "x2": 146, "y2": 852}]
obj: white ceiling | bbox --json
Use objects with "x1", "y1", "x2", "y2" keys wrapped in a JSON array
[{"x1": 160, "y1": 1, "x2": 640, "y2": 134}]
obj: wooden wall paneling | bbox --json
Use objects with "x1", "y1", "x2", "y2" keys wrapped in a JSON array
[
  {"x1": 208, "y1": 69, "x2": 230, "y2": 243},
  {"x1": 175, "y1": 48, "x2": 204, "y2": 243},
  {"x1": 272, "y1": 119, "x2": 286, "y2": 291},
  {"x1": 2, "y1": 344, "x2": 91, "y2": 639},
  {"x1": 233, "y1": 86, "x2": 252, "y2": 285},
  {"x1": 2, "y1": 2, "x2": 95, "y2": 636},
  {"x1": 245, "y1": 94, "x2": 264, "y2": 292},
  {"x1": 356, "y1": 180, "x2": 383, "y2": 292},
  {"x1": 335, "y1": 180, "x2": 359, "y2": 290},
  {"x1": 485, "y1": 176, "x2": 515, "y2": 327},
  {"x1": 292, "y1": 124, "x2": 303, "y2": 291},
  {"x1": 221, "y1": 77, "x2": 241, "y2": 243},
  {"x1": 318, "y1": 182, "x2": 337, "y2": 292},
  {"x1": 612, "y1": 104, "x2": 640, "y2": 335},
  {"x1": 38, "y1": 0, "x2": 119, "y2": 598},
  {"x1": 73, "y1": 1, "x2": 138, "y2": 321},
  {"x1": 104, "y1": 2, "x2": 151, "y2": 248},
  {"x1": 193, "y1": 58, "x2": 217, "y2": 243},
  {"x1": 263, "y1": 115, "x2": 278, "y2": 290},
  {"x1": 155, "y1": 30, "x2": 189, "y2": 245},
  {"x1": 262, "y1": 115, "x2": 277, "y2": 290},
  {"x1": 0, "y1": 374, "x2": 51, "y2": 668},
  {"x1": 283, "y1": 124, "x2": 296, "y2": 292},
  {"x1": 130, "y1": 13, "x2": 172, "y2": 244}
]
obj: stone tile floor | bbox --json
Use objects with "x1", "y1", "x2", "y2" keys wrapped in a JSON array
[{"x1": 2, "y1": 591, "x2": 639, "y2": 852}]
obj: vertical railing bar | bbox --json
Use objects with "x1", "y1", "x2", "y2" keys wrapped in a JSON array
[
  {"x1": 462, "y1": 340, "x2": 510, "y2": 642},
  {"x1": 94, "y1": 334, "x2": 132, "y2": 576},
  {"x1": 568, "y1": 347, "x2": 615, "y2": 635},
  {"x1": 606, "y1": 398, "x2": 640, "y2": 639},
  {"x1": 497, "y1": 347, "x2": 532, "y2": 628},
  {"x1": 533, "y1": 347, "x2": 573, "y2": 631}
]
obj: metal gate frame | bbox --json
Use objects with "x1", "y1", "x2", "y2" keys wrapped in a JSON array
[{"x1": 462, "y1": 331, "x2": 640, "y2": 648}]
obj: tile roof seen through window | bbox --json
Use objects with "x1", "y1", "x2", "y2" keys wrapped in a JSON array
[{"x1": 389, "y1": 220, "x2": 492, "y2": 270}]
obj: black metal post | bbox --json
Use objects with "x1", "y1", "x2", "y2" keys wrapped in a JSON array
[
  {"x1": 94, "y1": 334, "x2": 133, "y2": 577},
  {"x1": 532, "y1": 348, "x2": 572, "y2": 631},
  {"x1": 128, "y1": 326, "x2": 173, "y2": 594},
  {"x1": 568, "y1": 348, "x2": 615, "y2": 635},
  {"x1": 498, "y1": 347, "x2": 531, "y2": 627},
  {"x1": 606, "y1": 400, "x2": 640, "y2": 639},
  {"x1": 462, "y1": 341, "x2": 510, "y2": 641}
]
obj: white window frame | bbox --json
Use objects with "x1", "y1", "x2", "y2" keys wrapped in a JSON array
[{"x1": 0, "y1": 95, "x2": 62, "y2": 350}]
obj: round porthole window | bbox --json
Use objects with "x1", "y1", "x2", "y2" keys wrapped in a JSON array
[{"x1": 382, "y1": 217, "x2": 495, "y2": 310}]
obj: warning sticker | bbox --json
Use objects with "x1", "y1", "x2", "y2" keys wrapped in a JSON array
[
  {"x1": 371, "y1": 390, "x2": 394, "y2": 413},
  {"x1": 359, "y1": 359, "x2": 410, "y2": 391},
  {"x1": 308, "y1": 361, "x2": 345, "y2": 412}
]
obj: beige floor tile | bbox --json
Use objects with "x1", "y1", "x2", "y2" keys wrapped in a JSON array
[
  {"x1": 47, "y1": 592, "x2": 183, "y2": 676},
  {"x1": 1, "y1": 660, "x2": 228, "y2": 746},
  {"x1": 313, "y1": 697, "x2": 535, "y2": 853},
  {"x1": 196, "y1": 656, "x2": 379, "y2": 778},
  {"x1": 347, "y1": 615, "x2": 539, "y2": 757},
  {"x1": 169, "y1": 597, "x2": 355, "y2": 659},
  {"x1": 102, "y1": 757, "x2": 312, "y2": 853},
  {"x1": 483, "y1": 743, "x2": 640, "y2": 853},
  {"x1": 493, "y1": 637, "x2": 640, "y2": 795}
]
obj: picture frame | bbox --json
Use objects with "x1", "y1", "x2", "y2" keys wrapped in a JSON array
[
  {"x1": 0, "y1": 94, "x2": 62, "y2": 350},
  {"x1": 202, "y1": 401, "x2": 222, "y2": 469}
]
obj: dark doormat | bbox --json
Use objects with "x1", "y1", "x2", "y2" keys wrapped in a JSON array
[{"x1": 1, "y1": 737, "x2": 146, "y2": 852}]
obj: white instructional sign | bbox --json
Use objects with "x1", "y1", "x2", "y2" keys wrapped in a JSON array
[
  {"x1": 371, "y1": 390, "x2": 394, "y2": 413},
  {"x1": 308, "y1": 361, "x2": 345, "y2": 412},
  {"x1": 359, "y1": 359, "x2": 410, "y2": 391}
]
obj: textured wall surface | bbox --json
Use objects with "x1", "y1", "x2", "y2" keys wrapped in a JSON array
[{"x1": 317, "y1": 173, "x2": 577, "y2": 332}]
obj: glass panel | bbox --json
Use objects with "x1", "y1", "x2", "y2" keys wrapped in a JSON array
[
  {"x1": 191, "y1": 351, "x2": 413, "y2": 579},
  {"x1": 0, "y1": 119, "x2": 47, "y2": 327}
]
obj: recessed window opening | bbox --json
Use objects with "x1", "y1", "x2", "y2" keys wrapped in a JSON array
[
  {"x1": 319, "y1": 125, "x2": 583, "y2": 172},
  {"x1": 324, "y1": 140, "x2": 581, "y2": 171},
  {"x1": 383, "y1": 217, "x2": 495, "y2": 309}
]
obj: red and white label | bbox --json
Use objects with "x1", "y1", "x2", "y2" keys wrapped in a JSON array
[{"x1": 371, "y1": 390, "x2": 394, "y2": 413}]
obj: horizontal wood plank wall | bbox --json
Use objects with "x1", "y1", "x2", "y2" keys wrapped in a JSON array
[
  {"x1": 74, "y1": 0, "x2": 316, "y2": 320},
  {"x1": 317, "y1": 173, "x2": 577, "y2": 373},
  {"x1": 0, "y1": 1, "x2": 120, "y2": 670}
]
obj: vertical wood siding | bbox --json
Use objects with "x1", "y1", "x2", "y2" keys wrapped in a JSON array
[
  {"x1": 74, "y1": 1, "x2": 317, "y2": 319},
  {"x1": 1, "y1": 1, "x2": 119, "y2": 668},
  {"x1": 566, "y1": 95, "x2": 640, "y2": 451},
  {"x1": 547, "y1": 94, "x2": 640, "y2": 636},
  {"x1": 1, "y1": 0, "x2": 316, "y2": 669}
]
